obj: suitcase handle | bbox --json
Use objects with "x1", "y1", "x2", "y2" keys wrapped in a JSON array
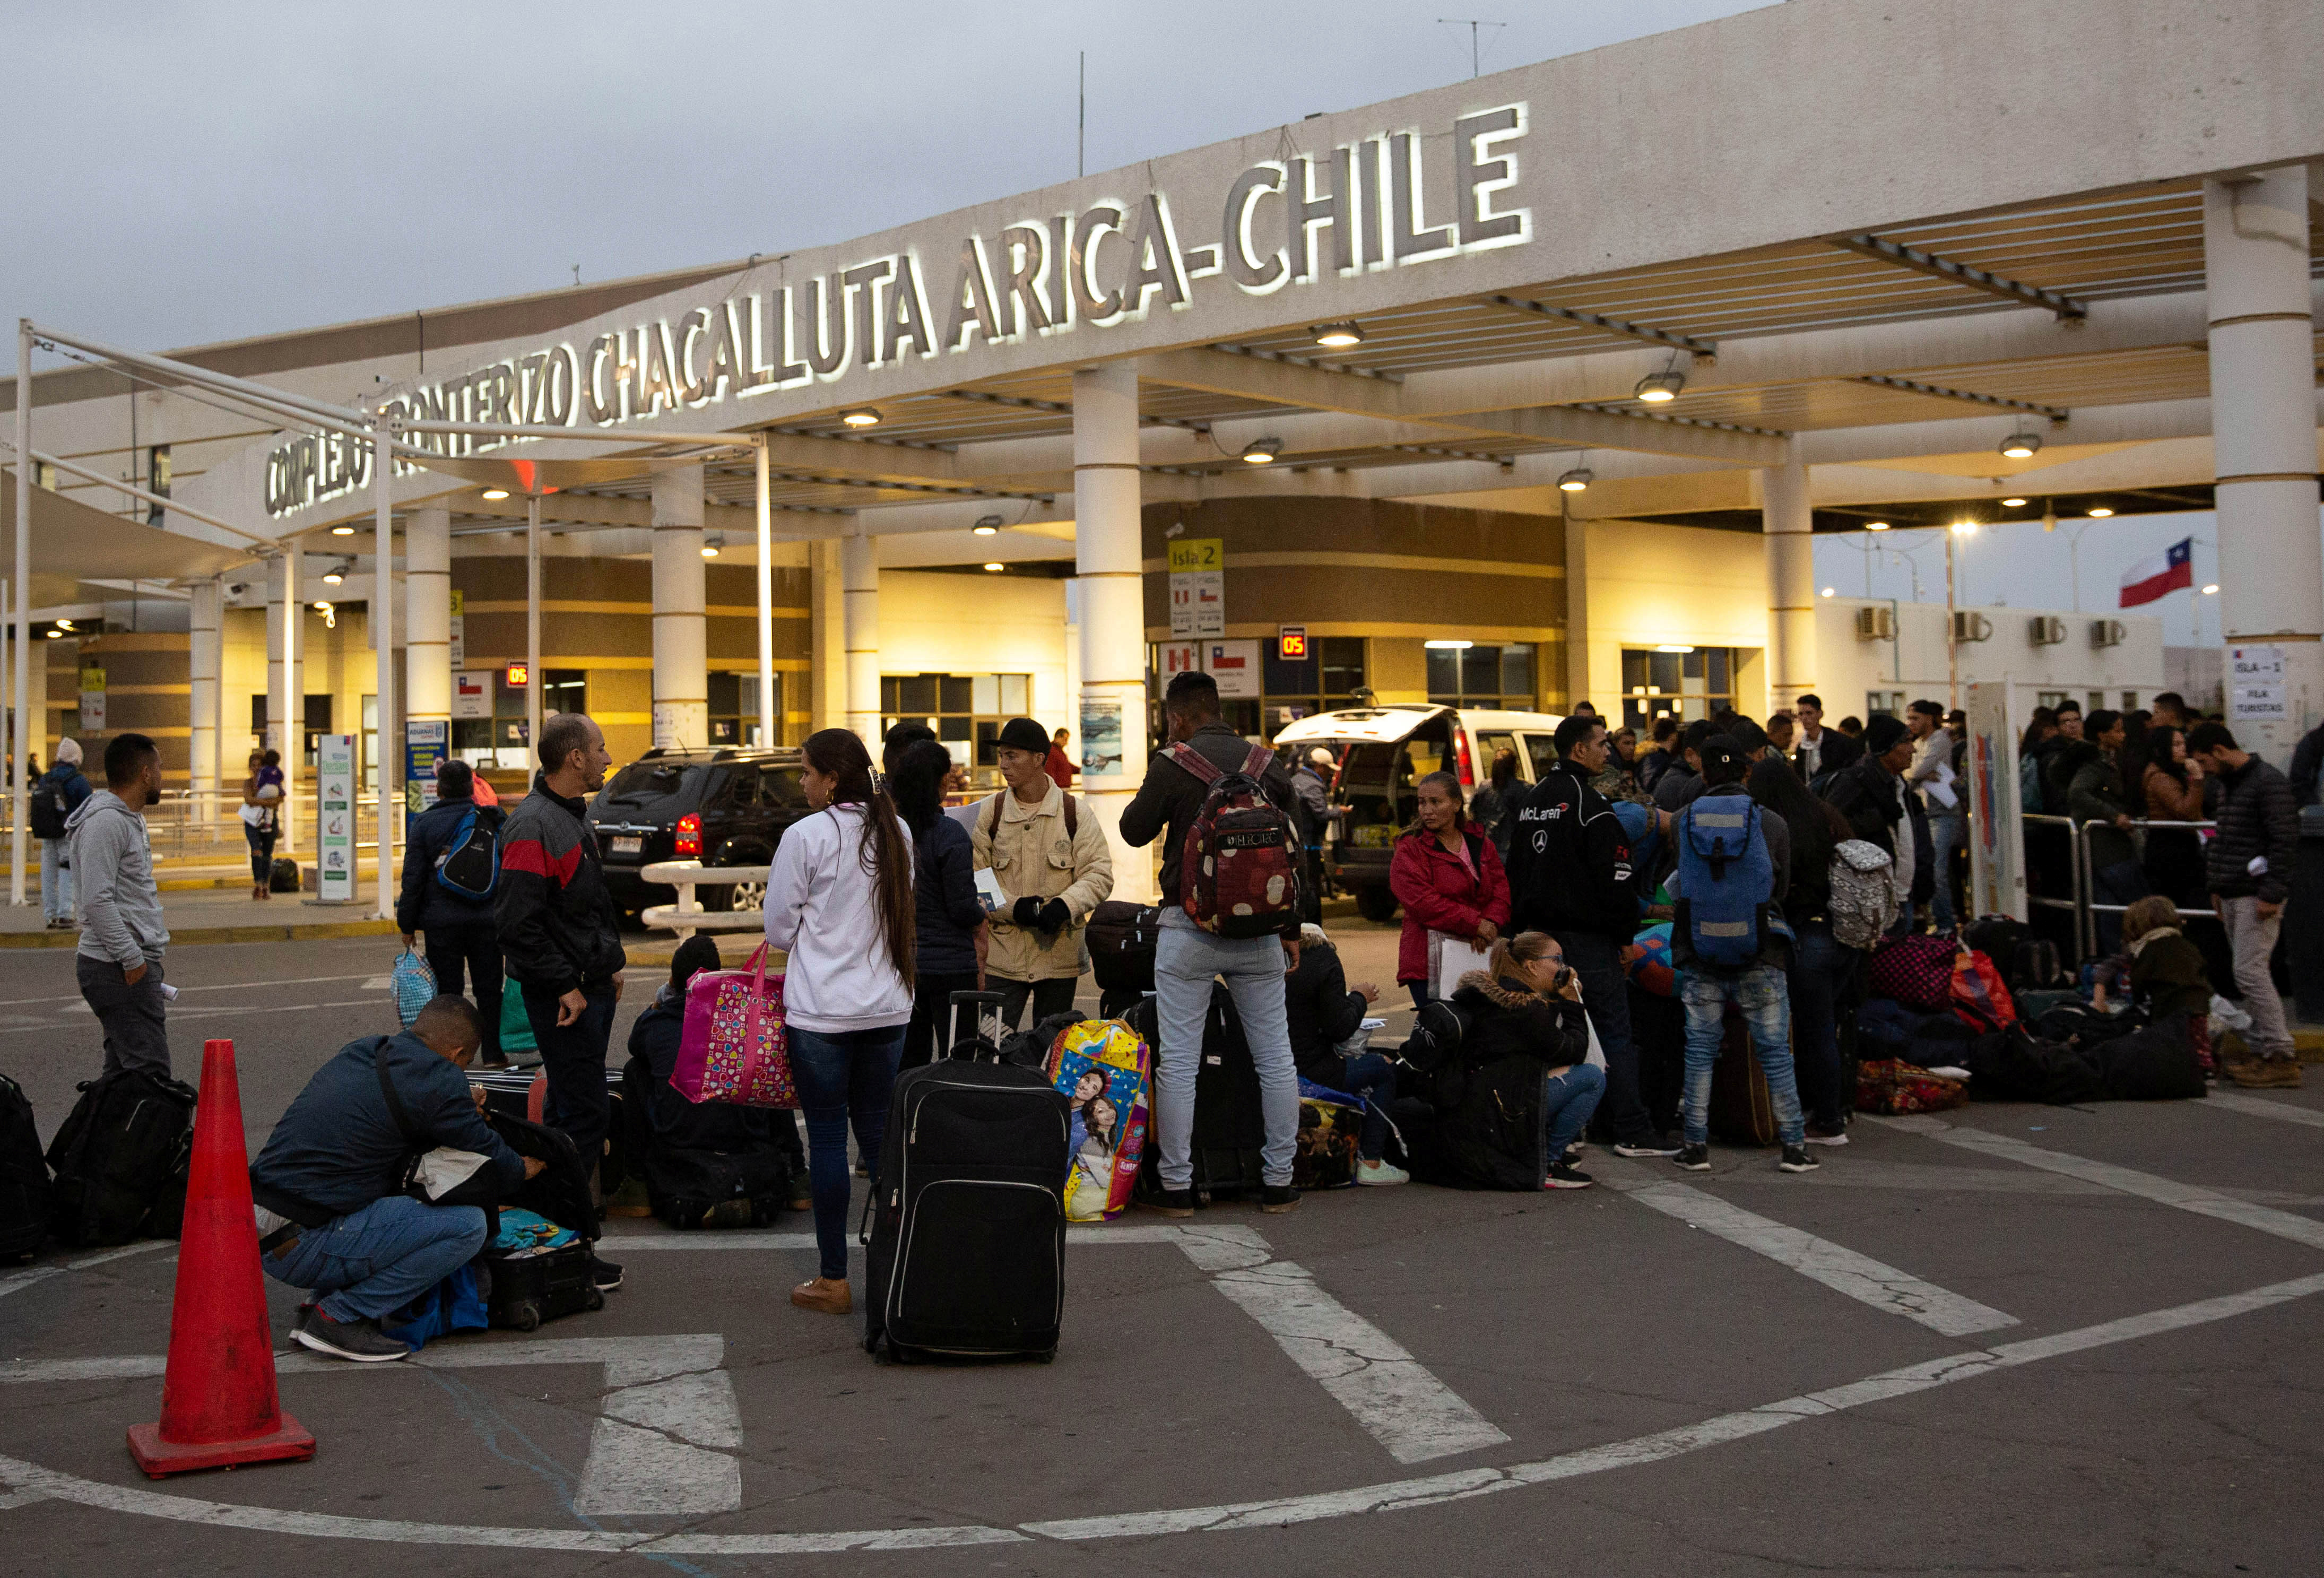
[{"x1": 947, "y1": 990, "x2": 1006, "y2": 1060}]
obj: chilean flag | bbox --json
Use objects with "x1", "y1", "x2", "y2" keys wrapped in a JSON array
[{"x1": 2120, "y1": 537, "x2": 2193, "y2": 608}]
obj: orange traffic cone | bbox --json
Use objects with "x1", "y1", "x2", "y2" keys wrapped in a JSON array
[{"x1": 128, "y1": 1038, "x2": 316, "y2": 1477}]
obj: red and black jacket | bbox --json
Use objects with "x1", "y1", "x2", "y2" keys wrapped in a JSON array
[{"x1": 494, "y1": 777, "x2": 627, "y2": 996}]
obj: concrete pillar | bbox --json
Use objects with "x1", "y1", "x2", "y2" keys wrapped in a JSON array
[
  {"x1": 651, "y1": 467, "x2": 708, "y2": 749},
  {"x1": 840, "y1": 531, "x2": 881, "y2": 746},
  {"x1": 808, "y1": 537, "x2": 844, "y2": 733},
  {"x1": 188, "y1": 577, "x2": 222, "y2": 803},
  {"x1": 1072, "y1": 362, "x2": 1155, "y2": 902},
  {"x1": 266, "y1": 547, "x2": 302, "y2": 851},
  {"x1": 405, "y1": 505, "x2": 452, "y2": 743},
  {"x1": 1761, "y1": 439, "x2": 1816, "y2": 716},
  {"x1": 2206, "y1": 166, "x2": 2321, "y2": 766}
]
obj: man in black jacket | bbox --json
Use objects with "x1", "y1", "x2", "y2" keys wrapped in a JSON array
[
  {"x1": 398, "y1": 759, "x2": 506, "y2": 1066},
  {"x1": 495, "y1": 713, "x2": 626, "y2": 1249},
  {"x1": 249, "y1": 996, "x2": 542, "y2": 1362},
  {"x1": 1826, "y1": 715, "x2": 1929, "y2": 931},
  {"x1": 1505, "y1": 714, "x2": 1673, "y2": 1156},
  {"x1": 1120, "y1": 671, "x2": 1307, "y2": 1215},
  {"x1": 2189, "y1": 723, "x2": 2302, "y2": 1088},
  {"x1": 1792, "y1": 694, "x2": 1862, "y2": 783}
]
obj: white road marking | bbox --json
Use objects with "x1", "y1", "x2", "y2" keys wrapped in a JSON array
[
  {"x1": 0, "y1": 1333, "x2": 743, "y2": 1517},
  {"x1": 1606, "y1": 1176, "x2": 2018, "y2": 1337},
  {"x1": 0, "y1": 1241, "x2": 171, "y2": 1302},
  {"x1": 0, "y1": 1268, "x2": 62, "y2": 1302},
  {"x1": 1208, "y1": 1259, "x2": 1512, "y2": 1463},
  {"x1": 360, "y1": 976, "x2": 393, "y2": 991},
  {"x1": 1875, "y1": 1115, "x2": 2324, "y2": 1253},
  {"x1": 3, "y1": 1269, "x2": 2321, "y2": 1551},
  {"x1": 2199, "y1": 1089, "x2": 2324, "y2": 1129}
]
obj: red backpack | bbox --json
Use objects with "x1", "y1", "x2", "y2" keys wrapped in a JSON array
[{"x1": 1167, "y1": 742, "x2": 1302, "y2": 939}]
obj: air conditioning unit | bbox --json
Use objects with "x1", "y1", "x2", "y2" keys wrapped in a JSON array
[
  {"x1": 1950, "y1": 611, "x2": 1993, "y2": 643},
  {"x1": 1855, "y1": 605, "x2": 1896, "y2": 640},
  {"x1": 2090, "y1": 619, "x2": 2126, "y2": 649},
  {"x1": 2028, "y1": 615, "x2": 2068, "y2": 647}
]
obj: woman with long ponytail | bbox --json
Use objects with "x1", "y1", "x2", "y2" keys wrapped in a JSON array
[{"x1": 765, "y1": 728, "x2": 918, "y2": 1314}]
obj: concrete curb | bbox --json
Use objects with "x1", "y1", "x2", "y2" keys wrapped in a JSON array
[{"x1": 0, "y1": 917, "x2": 398, "y2": 950}]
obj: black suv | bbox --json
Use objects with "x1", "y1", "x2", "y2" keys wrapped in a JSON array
[{"x1": 587, "y1": 748, "x2": 812, "y2": 918}]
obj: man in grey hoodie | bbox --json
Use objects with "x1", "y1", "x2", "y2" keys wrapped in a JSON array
[{"x1": 69, "y1": 732, "x2": 171, "y2": 1077}]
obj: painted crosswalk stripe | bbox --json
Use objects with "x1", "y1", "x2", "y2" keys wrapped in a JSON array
[
  {"x1": 2198, "y1": 1090, "x2": 2324, "y2": 1130},
  {"x1": 1608, "y1": 1176, "x2": 2018, "y2": 1337},
  {"x1": 1874, "y1": 1114, "x2": 2324, "y2": 1253}
]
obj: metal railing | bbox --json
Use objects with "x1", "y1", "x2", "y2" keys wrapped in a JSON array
[
  {"x1": 639, "y1": 859, "x2": 770, "y2": 941},
  {"x1": 2024, "y1": 812, "x2": 2216, "y2": 961},
  {"x1": 1, "y1": 785, "x2": 394, "y2": 879}
]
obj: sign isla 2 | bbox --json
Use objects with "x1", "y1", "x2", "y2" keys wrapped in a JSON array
[{"x1": 1167, "y1": 537, "x2": 1225, "y2": 639}]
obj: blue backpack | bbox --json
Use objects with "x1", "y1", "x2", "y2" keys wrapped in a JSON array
[
  {"x1": 435, "y1": 805, "x2": 501, "y2": 901},
  {"x1": 1675, "y1": 795, "x2": 1784, "y2": 968}
]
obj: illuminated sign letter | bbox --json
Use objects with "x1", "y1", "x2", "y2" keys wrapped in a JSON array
[
  {"x1": 882, "y1": 253, "x2": 936, "y2": 363},
  {"x1": 1289, "y1": 153, "x2": 1356, "y2": 280},
  {"x1": 1120, "y1": 193, "x2": 1190, "y2": 315},
  {"x1": 1224, "y1": 163, "x2": 1288, "y2": 293},
  {"x1": 677, "y1": 305, "x2": 716, "y2": 404},
  {"x1": 802, "y1": 275, "x2": 847, "y2": 378},
  {"x1": 1454, "y1": 103, "x2": 1529, "y2": 250},
  {"x1": 942, "y1": 237, "x2": 1003, "y2": 351},
  {"x1": 1391, "y1": 131, "x2": 1457, "y2": 264},
  {"x1": 1071, "y1": 206, "x2": 1125, "y2": 324},
  {"x1": 841, "y1": 258, "x2": 893, "y2": 375},
  {"x1": 998, "y1": 226, "x2": 1052, "y2": 339},
  {"x1": 639, "y1": 322, "x2": 679, "y2": 414},
  {"x1": 583, "y1": 333, "x2": 621, "y2": 425}
]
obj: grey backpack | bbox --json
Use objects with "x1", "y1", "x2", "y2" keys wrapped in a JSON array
[{"x1": 1828, "y1": 839, "x2": 1900, "y2": 950}]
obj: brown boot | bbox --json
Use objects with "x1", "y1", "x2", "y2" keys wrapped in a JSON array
[
  {"x1": 2224, "y1": 1058, "x2": 2277, "y2": 1089},
  {"x1": 2259, "y1": 1057, "x2": 2305, "y2": 1089},
  {"x1": 791, "y1": 1276, "x2": 853, "y2": 1314}
]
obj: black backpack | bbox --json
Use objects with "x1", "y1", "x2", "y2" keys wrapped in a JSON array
[
  {"x1": 0, "y1": 1073, "x2": 51, "y2": 1262},
  {"x1": 436, "y1": 804, "x2": 504, "y2": 901},
  {"x1": 45, "y1": 1069, "x2": 197, "y2": 1247},
  {"x1": 28, "y1": 777, "x2": 68, "y2": 840}
]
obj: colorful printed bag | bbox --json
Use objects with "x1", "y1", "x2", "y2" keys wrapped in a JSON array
[
  {"x1": 1294, "y1": 1095, "x2": 1363, "y2": 1190},
  {"x1": 1949, "y1": 948, "x2": 2018, "y2": 1032},
  {"x1": 391, "y1": 949, "x2": 438, "y2": 1029},
  {"x1": 1854, "y1": 1059, "x2": 1970, "y2": 1115},
  {"x1": 1868, "y1": 933, "x2": 1961, "y2": 1011},
  {"x1": 1047, "y1": 1018, "x2": 1151, "y2": 1222},
  {"x1": 674, "y1": 942, "x2": 795, "y2": 1108}
]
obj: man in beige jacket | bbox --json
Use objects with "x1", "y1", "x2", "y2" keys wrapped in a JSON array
[{"x1": 973, "y1": 717, "x2": 1115, "y2": 1028}]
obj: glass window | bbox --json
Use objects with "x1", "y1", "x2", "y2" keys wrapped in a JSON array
[
  {"x1": 1620, "y1": 647, "x2": 1739, "y2": 732},
  {"x1": 2121, "y1": 692, "x2": 2139, "y2": 712},
  {"x1": 880, "y1": 673, "x2": 1033, "y2": 789},
  {"x1": 708, "y1": 672, "x2": 780, "y2": 747},
  {"x1": 1263, "y1": 636, "x2": 1366, "y2": 741},
  {"x1": 1866, "y1": 690, "x2": 1905, "y2": 719},
  {"x1": 760, "y1": 766, "x2": 808, "y2": 808},
  {"x1": 541, "y1": 669, "x2": 586, "y2": 716},
  {"x1": 1426, "y1": 643, "x2": 1536, "y2": 710},
  {"x1": 1500, "y1": 646, "x2": 1533, "y2": 700},
  {"x1": 1517, "y1": 732, "x2": 1560, "y2": 778}
]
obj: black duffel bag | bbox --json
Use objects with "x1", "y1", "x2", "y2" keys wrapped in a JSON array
[{"x1": 1086, "y1": 901, "x2": 1161, "y2": 995}]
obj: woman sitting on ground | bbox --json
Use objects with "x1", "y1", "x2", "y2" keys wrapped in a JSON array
[
  {"x1": 1283, "y1": 922, "x2": 1406, "y2": 1186},
  {"x1": 1446, "y1": 931, "x2": 1605, "y2": 1189}
]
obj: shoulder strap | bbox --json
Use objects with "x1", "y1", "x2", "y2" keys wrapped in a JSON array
[
  {"x1": 373, "y1": 1043, "x2": 426, "y2": 1151},
  {"x1": 1240, "y1": 743, "x2": 1274, "y2": 777},
  {"x1": 982, "y1": 792, "x2": 1006, "y2": 840},
  {"x1": 1165, "y1": 741, "x2": 1222, "y2": 785},
  {"x1": 1062, "y1": 792, "x2": 1078, "y2": 838}
]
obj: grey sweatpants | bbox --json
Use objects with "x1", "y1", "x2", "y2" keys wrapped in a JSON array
[
  {"x1": 76, "y1": 953, "x2": 170, "y2": 1078},
  {"x1": 2221, "y1": 897, "x2": 2294, "y2": 1060}
]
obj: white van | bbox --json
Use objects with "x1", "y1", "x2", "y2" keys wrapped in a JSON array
[{"x1": 1273, "y1": 703, "x2": 1566, "y2": 921}]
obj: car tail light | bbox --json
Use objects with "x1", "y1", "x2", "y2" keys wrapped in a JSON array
[
  {"x1": 1454, "y1": 730, "x2": 1475, "y2": 790},
  {"x1": 674, "y1": 813, "x2": 701, "y2": 858}
]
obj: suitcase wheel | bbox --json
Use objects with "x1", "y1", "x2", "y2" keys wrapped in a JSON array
[
  {"x1": 507, "y1": 1299, "x2": 541, "y2": 1332},
  {"x1": 1034, "y1": 1349, "x2": 1056, "y2": 1364},
  {"x1": 585, "y1": 1285, "x2": 605, "y2": 1313}
]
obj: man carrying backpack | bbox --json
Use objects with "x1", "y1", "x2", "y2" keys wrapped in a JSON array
[
  {"x1": 975, "y1": 716, "x2": 1114, "y2": 1030},
  {"x1": 398, "y1": 759, "x2": 507, "y2": 1068},
  {"x1": 32, "y1": 739, "x2": 92, "y2": 930},
  {"x1": 1667, "y1": 736, "x2": 1817, "y2": 1174},
  {"x1": 1121, "y1": 671, "x2": 1307, "y2": 1216}
]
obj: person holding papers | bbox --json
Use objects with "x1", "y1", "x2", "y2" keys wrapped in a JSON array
[{"x1": 1388, "y1": 771, "x2": 1511, "y2": 1008}]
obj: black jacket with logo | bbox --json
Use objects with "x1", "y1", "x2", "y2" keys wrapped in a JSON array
[
  {"x1": 1503, "y1": 757, "x2": 1637, "y2": 943},
  {"x1": 495, "y1": 777, "x2": 627, "y2": 996}
]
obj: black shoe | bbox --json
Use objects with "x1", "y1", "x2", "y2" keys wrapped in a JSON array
[
  {"x1": 1673, "y1": 1142, "x2": 1711, "y2": 1171},
  {"x1": 1803, "y1": 1123, "x2": 1850, "y2": 1147},
  {"x1": 1614, "y1": 1137, "x2": 1683, "y2": 1159},
  {"x1": 292, "y1": 1305, "x2": 409, "y2": 1363},
  {"x1": 1779, "y1": 1144, "x2": 1820, "y2": 1174},
  {"x1": 589, "y1": 1256, "x2": 624, "y2": 1292},
  {"x1": 1545, "y1": 1160, "x2": 1594, "y2": 1190},
  {"x1": 1139, "y1": 1187, "x2": 1198, "y2": 1219},
  {"x1": 1259, "y1": 1184, "x2": 1302, "y2": 1213}
]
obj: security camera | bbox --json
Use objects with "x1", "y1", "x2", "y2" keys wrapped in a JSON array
[{"x1": 227, "y1": 583, "x2": 248, "y2": 597}]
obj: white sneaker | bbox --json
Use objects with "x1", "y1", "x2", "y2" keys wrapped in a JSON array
[{"x1": 1355, "y1": 1158, "x2": 1410, "y2": 1186}]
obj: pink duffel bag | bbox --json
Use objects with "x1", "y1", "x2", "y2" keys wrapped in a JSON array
[{"x1": 673, "y1": 942, "x2": 797, "y2": 1107}]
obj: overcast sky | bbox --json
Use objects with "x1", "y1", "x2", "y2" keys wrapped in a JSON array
[{"x1": 12, "y1": 0, "x2": 2286, "y2": 629}]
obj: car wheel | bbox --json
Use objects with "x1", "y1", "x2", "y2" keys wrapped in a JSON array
[{"x1": 1354, "y1": 886, "x2": 1400, "y2": 923}]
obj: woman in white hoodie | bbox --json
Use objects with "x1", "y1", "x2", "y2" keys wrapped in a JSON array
[{"x1": 765, "y1": 729, "x2": 917, "y2": 1314}]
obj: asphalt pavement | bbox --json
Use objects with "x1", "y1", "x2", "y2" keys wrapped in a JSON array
[{"x1": 1, "y1": 930, "x2": 2320, "y2": 1576}]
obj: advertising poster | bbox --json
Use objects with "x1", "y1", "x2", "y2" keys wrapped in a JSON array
[
  {"x1": 77, "y1": 666, "x2": 106, "y2": 732},
  {"x1": 1079, "y1": 695, "x2": 1125, "y2": 781},
  {"x1": 404, "y1": 719, "x2": 448, "y2": 825},
  {"x1": 447, "y1": 588, "x2": 465, "y2": 670},
  {"x1": 316, "y1": 733, "x2": 356, "y2": 903},
  {"x1": 1963, "y1": 681, "x2": 2024, "y2": 922}
]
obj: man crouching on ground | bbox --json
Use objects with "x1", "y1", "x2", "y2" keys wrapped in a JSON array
[{"x1": 249, "y1": 995, "x2": 544, "y2": 1362}]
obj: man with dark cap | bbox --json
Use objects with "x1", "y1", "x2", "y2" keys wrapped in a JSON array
[
  {"x1": 1725, "y1": 717, "x2": 1771, "y2": 762},
  {"x1": 625, "y1": 934, "x2": 808, "y2": 1218},
  {"x1": 973, "y1": 717, "x2": 1114, "y2": 1029},
  {"x1": 1826, "y1": 714, "x2": 1924, "y2": 929},
  {"x1": 1653, "y1": 719, "x2": 1725, "y2": 812}
]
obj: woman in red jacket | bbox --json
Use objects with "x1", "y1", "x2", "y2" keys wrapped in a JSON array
[{"x1": 1389, "y1": 771, "x2": 1512, "y2": 1006}]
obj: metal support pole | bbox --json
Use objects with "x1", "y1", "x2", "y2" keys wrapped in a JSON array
[
  {"x1": 1945, "y1": 530, "x2": 1959, "y2": 711},
  {"x1": 373, "y1": 420, "x2": 396, "y2": 917},
  {"x1": 282, "y1": 536, "x2": 299, "y2": 855},
  {"x1": 13, "y1": 322, "x2": 30, "y2": 906},
  {"x1": 755, "y1": 439, "x2": 775, "y2": 748},
  {"x1": 526, "y1": 493, "x2": 541, "y2": 777}
]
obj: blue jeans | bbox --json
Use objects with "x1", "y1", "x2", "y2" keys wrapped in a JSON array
[
  {"x1": 264, "y1": 1196, "x2": 488, "y2": 1323},
  {"x1": 1336, "y1": 1052, "x2": 1400, "y2": 1160},
  {"x1": 1786, "y1": 923, "x2": 1851, "y2": 1132},
  {"x1": 1542, "y1": 1062, "x2": 1605, "y2": 1163},
  {"x1": 1154, "y1": 910, "x2": 1300, "y2": 1189},
  {"x1": 522, "y1": 983, "x2": 618, "y2": 1171},
  {"x1": 242, "y1": 821, "x2": 277, "y2": 886},
  {"x1": 788, "y1": 1022, "x2": 906, "y2": 1280},
  {"x1": 1926, "y1": 812, "x2": 1961, "y2": 930},
  {"x1": 1565, "y1": 931, "x2": 1651, "y2": 1145},
  {"x1": 40, "y1": 838, "x2": 72, "y2": 923},
  {"x1": 1677, "y1": 964, "x2": 1806, "y2": 1146}
]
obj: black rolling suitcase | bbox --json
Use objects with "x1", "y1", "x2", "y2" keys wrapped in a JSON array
[
  {"x1": 45, "y1": 1068, "x2": 197, "y2": 1247},
  {"x1": 0, "y1": 1073, "x2": 50, "y2": 1262},
  {"x1": 479, "y1": 1110, "x2": 604, "y2": 1330},
  {"x1": 1139, "y1": 983, "x2": 1266, "y2": 1200},
  {"x1": 862, "y1": 991, "x2": 1070, "y2": 1363}
]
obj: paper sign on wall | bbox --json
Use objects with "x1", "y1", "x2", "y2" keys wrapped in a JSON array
[
  {"x1": 1205, "y1": 639, "x2": 1262, "y2": 698},
  {"x1": 453, "y1": 670, "x2": 493, "y2": 720},
  {"x1": 1167, "y1": 537, "x2": 1226, "y2": 638},
  {"x1": 448, "y1": 588, "x2": 465, "y2": 670},
  {"x1": 2229, "y1": 644, "x2": 2287, "y2": 722}
]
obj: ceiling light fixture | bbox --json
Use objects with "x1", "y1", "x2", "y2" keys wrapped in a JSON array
[
  {"x1": 1866, "y1": 521, "x2": 1891, "y2": 532},
  {"x1": 2202, "y1": 584, "x2": 2219, "y2": 595},
  {"x1": 840, "y1": 407, "x2": 882, "y2": 428},
  {"x1": 2001, "y1": 497, "x2": 2028, "y2": 508},
  {"x1": 1556, "y1": 465, "x2": 1592, "y2": 493},
  {"x1": 2087, "y1": 506, "x2": 2114, "y2": 518},
  {"x1": 330, "y1": 524, "x2": 356, "y2": 536},
  {"x1": 701, "y1": 532, "x2": 724, "y2": 559},
  {"x1": 1423, "y1": 639, "x2": 1473, "y2": 650},
  {"x1": 1951, "y1": 520, "x2": 1979, "y2": 535},
  {"x1": 1999, "y1": 431, "x2": 2041, "y2": 459},
  {"x1": 1241, "y1": 436, "x2": 1282, "y2": 464},
  {"x1": 1655, "y1": 644, "x2": 1696, "y2": 654},
  {"x1": 1633, "y1": 369, "x2": 1685, "y2": 404},
  {"x1": 322, "y1": 567, "x2": 344, "y2": 585},
  {"x1": 1312, "y1": 320, "x2": 1365, "y2": 348},
  {"x1": 972, "y1": 514, "x2": 1003, "y2": 536},
  {"x1": 42, "y1": 629, "x2": 59, "y2": 638},
  {"x1": 982, "y1": 561, "x2": 1005, "y2": 573},
  {"x1": 313, "y1": 600, "x2": 332, "y2": 612},
  {"x1": 481, "y1": 488, "x2": 510, "y2": 501},
  {"x1": 1820, "y1": 587, "x2": 1836, "y2": 597}
]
